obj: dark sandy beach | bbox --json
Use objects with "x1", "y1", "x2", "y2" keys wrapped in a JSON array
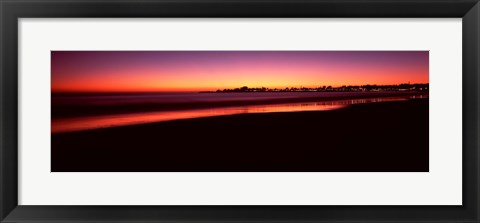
[{"x1": 51, "y1": 98, "x2": 428, "y2": 172}]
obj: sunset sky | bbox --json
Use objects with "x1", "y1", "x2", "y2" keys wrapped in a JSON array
[{"x1": 51, "y1": 51, "x2": 429, "y2": 93}]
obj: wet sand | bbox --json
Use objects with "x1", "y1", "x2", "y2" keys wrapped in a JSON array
[
  {"x1": 52, "y1": 91, "x2": 426, "y2": 118},
  {"x1": 51, "y1": 99, "x2": 429, "y2": 172}
]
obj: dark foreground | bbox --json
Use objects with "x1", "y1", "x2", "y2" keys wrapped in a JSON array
[{"x1": 52, "y1": 99, "x2": 428, "y2": 172}]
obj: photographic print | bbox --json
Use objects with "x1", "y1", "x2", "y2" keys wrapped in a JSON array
[{"x1": 51, "y1": 51, "x2": 429, "y2": 172}]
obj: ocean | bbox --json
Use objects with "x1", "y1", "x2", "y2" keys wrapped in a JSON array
[{"x1": 51, "y1": 91, "x2": 426, "y2": 133}]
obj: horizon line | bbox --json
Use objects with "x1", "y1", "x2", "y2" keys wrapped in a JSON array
[{"x1": 51, "y1": 82, "x2": 429, "y2": 94}]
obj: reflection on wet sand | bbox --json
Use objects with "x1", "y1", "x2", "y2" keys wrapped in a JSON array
[{"x1": 52, "y1": 96, "x2": 420, "y2": 134}]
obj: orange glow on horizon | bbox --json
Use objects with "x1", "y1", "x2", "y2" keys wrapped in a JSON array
[{"x1": 51, "y1": 51, "x2": 429, "y2": 93}]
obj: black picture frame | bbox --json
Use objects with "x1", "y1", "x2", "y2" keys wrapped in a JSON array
[{"x1": 1, "y1": 0, "x2": 479, "y2": 222}]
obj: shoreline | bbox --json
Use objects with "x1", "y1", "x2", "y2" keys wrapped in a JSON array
[
  {"x1": 52, "y1": 99, "x2": 429, "y2": 172},
  {"x1": 52, "y1": 91, "x2": 427, "y2": 119},
  {"x1": 51, "y1": 96, "x2": 424, "y2": 134}
]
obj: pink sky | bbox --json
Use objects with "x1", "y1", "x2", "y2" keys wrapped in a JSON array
[{"x1": 51, "y1": 51, "x2": 429, "y2": 92}]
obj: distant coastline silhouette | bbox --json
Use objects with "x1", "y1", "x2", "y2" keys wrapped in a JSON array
[{"x1": 207, "y1": 83, "x2": 428, "y2": 93}]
